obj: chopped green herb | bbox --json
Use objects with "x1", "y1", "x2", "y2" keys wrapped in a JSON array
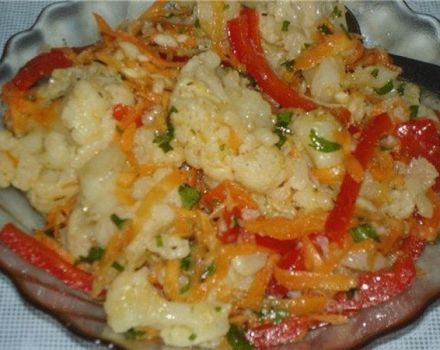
[
  {"x1": 256, "y1": 307, "x2": 288, "y2": 325},
  {"x1": 155, "y1": 235, "x2": 164, "y2": 248},
  {"x1": 200, "y1": 262, "x2": 216, "y2": 282},
  {"x1": 110, "y1": 213, "x2": 128, "y2": 230},
  {"x1": 164, "y1": 13, "x2": 175, "y2": 19},
  {"x1": 281, "y1": 59, "x2": 295, "y2": 72},
  {"x1": 332, "y1": 5, "x2": 342, "y2": 18},
  {"x1": 188, "y1": 333, "x2": 197, "y2": 341},
  {"x1": 370, "y1": 68, "x2": 379, "y2": 78},
  {"x1": 346, "y1": 287, "x2": 359, "y2": 299},
  {"x1": 397, "y1": 83, "x2": 405, "y2": 96},
  {"x1": 180, "y1": 282, "x2": 191, "y2": 294},
  {"x1": 226, "y1": 325, "x2": 254, "y2": 350},
  {"x1": 215, "y1": 306, "x2": 222, "y2": 312},
  {"x1": 318, "y1": 24, "x2": 332, "y2": 35},
  {"x1": 180, "y1": 255, "x2": 191, "y2": 271},
  {"x1": 309, "y1": 129, "x2": 342, "y2": 153},
  {"x1": 281, "y1": 20, "x2": 290, "y2": 32},
  {"x1": 350, "y1": 223, "x2": 380, "y2": 243},
  {"x1": 168, "y1": 105, "x2": 178, "y2": 116},
  {"x1": 112, "y1": 261, "x2": 125, "y2": 272},
  {"x1": 153, "y1": 123, "x2": 175, "y2": 153},
  {"x1": 177, "y1": 27, "x2": 187, "y2": 34},
  {"x1": 178, "y1": 183, "x2": 201, "y2": 209},
  {"x1": 26, "y1": 94, "x2": 37, "y2": 102},
  {"x1": 224, "y1": 3, "x2": 230, "y2": 10},
  {"x1": 374, "y1": 81, "x2": 394, "y2": 96},
  {"x1": 44, "y1": 228, "x2": 54, "y2": 238},
  {"x1": 339, "y1": 23, "x2": 352, "y2": 39},
  {"x1": 409, "y1": 105, "x2": 419, "y2": 119},
  {"x1": 75, "y1": 246, "x2": 105, "y2": 265},
  {"x1": 194, "y1": 18, "x2": 201, "y2": 29},
  {"x1": 273, "y1": 111, "x2": 293, "y2": 148},
  {"x1": 304, "y1": 43, "x2": 311, "y2": 49},
  {"x1": 124, "y1": 328, "x2": 145, "y2": 340},
  {"x1": 220, "y1": 144, "x2": 226, "y2": 151}
]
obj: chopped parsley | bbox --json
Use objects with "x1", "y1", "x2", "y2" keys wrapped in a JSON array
[
  {"x1": 281, "y1": 20, "x2": 290, "y2": 32},
  {"x1": 155, "y1": 235, "x2": 164, "y2": 248},
  {"x1": 346, "y1": 287, "x2": 359, "y2": 299},
  {"x1": 44, "y1": 228, "x2": 55, "y2": 238},
  {"x1": 309, "y1": 129, "x2": 341, "y2": 153},
  {"x1": 370, "y1": 68, "x2": 379, "y2": 78},
  {"x1": 339, "y1": 23, "x2": 352, "y2": 39},
  {"x1": 256, "y1": 307, "x2": 288, "y2": 325},
  {"x1": 112, "y1": 261, "x2": 125, "y2": 272},
  {"x1": 215, "y1": 306, "x2": 222, "y2": 312},
  {"x1": 75, "y1": 246, "x2": 105, "y2": 265},
  {"x1": 224, "y1": 3, "x2": 230, "y2": 10},
  {"x1": 200, "y1": 262, "x2": 216, "y2": 282},
  {"x1": 281, "y1": 59, "x2": 295, "y2": 72},
  {"x1": 318, "y1": 24, "x2": 332, "y2": 35},
  {"x1": 124, "y1": 328, "x2": 145, "y2": 340},
  {"x1": 332, "y1": 6, "x2": 342, "y2": 18},
  {"x1": 180, "y1": 282, "x2": 191, "y2": 294},
  {"x1": 180, "y1": 255, "x2": 192, "y2": 271},
  {"x1": 188, "y1": 333, "x2": 197, "y2": 341},
  {"x1": 194, "y1": 18, "x2": 201, "y2": 29},
  {"x1": 153, "y1": 123, "x2": 175, "y2": 153},
  {"x1": 178, "y1": 183, "x2": 201, "y2": 209},
  {"x1": 226, "y1": 325, "x2": 254, "y2": 350},
  {"x1": 350, "y1": 223, "x2": 380, "y2": 243},
  {"x1": 374, "y1": 81, "x2": 394, "y2": 96},
  {"x1": 409, "y1": 105, "x2": 419, "y2": 119},
  {"x1": 110, "y1": 213, "x2": 128, "y2": 230},
  {"x1": 397, "y1": 83, "x2": 406, "y2": 96},
  {"x1": 273, "y1": 111, "x2": 293, "y2": 148}
]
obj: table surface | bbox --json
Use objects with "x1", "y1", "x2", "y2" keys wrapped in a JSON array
[{"x1": 0, "y1": 1, "x2": 440, "y2": 350}]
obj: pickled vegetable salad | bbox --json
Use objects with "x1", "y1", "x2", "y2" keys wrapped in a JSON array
[{"x1": 1, "y1": 1, "x2": 440, "y2": 348}]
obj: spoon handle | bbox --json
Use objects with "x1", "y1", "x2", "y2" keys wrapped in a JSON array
[{"x1": 390, "y1": 53, "x2": 440, "y2": 94}]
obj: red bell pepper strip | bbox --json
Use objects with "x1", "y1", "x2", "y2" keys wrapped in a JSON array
[
  {"x1": 254, "y1": 235, "x2": 297, "y2": 255},
  {"x1": 331, "y1": 254, "x2": 416, "y2": 314},
  {"x1": 227, "y1": 8, "x2": 317, "y2": 111},
  {"x1": 396, "y1": 118, "x2": 440, "y2": 191},
  {"x1": 325, "y1": 113, "x2": 393, "y2": 243},
  {"x1": 11, "y1": 48, "x2": 73, "y2": 91},
  {"x1": 0, "y1": 223, "x2": 93, "y2": 293},
  {"x1": 246, "y1": 316, "x2": 310, "y2": 348}
]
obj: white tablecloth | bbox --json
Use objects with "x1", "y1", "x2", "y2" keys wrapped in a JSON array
[{"x1": 0, "y1": 1, "x2": 439, "y2": 349}]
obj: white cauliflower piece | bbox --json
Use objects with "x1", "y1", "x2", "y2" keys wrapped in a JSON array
[
  {"x1": 293, "y1": 110, "x2": 343, "y2": 169},
  {"x1": 105, "y1": 268, "x2": 231, "y2": 347},
  {"x1": 171, "y1": 51, "x2": 287, "y2": 194}
]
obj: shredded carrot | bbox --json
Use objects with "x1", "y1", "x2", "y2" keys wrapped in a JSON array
[
  {"x1": 163, "y1": 259, "x2": 181, "y2": 301},
  {"x1": 211, "y1": 2, "x2": 225, "y2": 55},
  {"x1": 369, "y1": 152, "x2": 395, "y2": 182},
  {"x1": 34, "y1": 231, "x2": 76, "y2": 264},
  {"x1": 282, "y1": 295, "x2": 328, "y2": 316},
  {"x1": 227, "y1": 125, "x2": 242, "y2": 154},
  {"x1": 119, "y1": 122, "x2": 137, "y2": 153},
  {"x1": 114, "y1": 187, "x2": 136, "y2": 205},
  {"x1": 295, "y1": 33, "x2": 358, "y2": 71},
  {"x1": 93, "y1": 13, "x2": 112, "y2": 34},
  {"x1": 311, "y1": 166, "x2": 343, "y2": 185},
  {"x1": 236, "y1": 253, "x2": 278, "y2": 310},
  {"x1": 344, "y1": 154, "x2": 364, "y2": 183},
  {"x1": 243, "y1": 212, "x2": 327, "y2": 240},
  {"x1": 303, "y1": 235, "x2": 324, "y2": 271},
  {"x1": 274, "y1": 267, "x2": 357, "y2": 291},
  {"x1": 133, "y1": 169, "x2": 185, "y2": 233}
]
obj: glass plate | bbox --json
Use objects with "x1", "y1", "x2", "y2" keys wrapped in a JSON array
[{"x1": 1, "y1": 1, "x2": 440, "y2": 350}]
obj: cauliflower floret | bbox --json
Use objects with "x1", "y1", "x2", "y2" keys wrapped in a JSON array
[
  {"x1": 171, "y1": 51, "x2": 287, "y2": 194},
  {"x1": 64, "y1": 145, "x2": 126, "y2": 256},
  {"x1": 293, "y1": 110, "x2": 344, "y2": 169},
  {"x1": 105, "y1": 268, "x2": 231, "y2": 347}
]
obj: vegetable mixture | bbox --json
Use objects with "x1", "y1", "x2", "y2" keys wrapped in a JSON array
[{"x1": 1, "y1": 1, "x2": 440, "y2": 348}]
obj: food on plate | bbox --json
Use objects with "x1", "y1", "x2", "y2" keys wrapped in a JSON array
[{"x1": 1, "y1": 1, "x2": 440, "y2": 348}]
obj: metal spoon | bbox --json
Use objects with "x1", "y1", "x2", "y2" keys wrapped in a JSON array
[{"x1": 345, "y1": 7, "x2": 440, "y2": 95}]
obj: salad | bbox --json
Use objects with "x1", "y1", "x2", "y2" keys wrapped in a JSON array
[{"x1": 1, "y1": 1, "x2": 440, "y2": 348}]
